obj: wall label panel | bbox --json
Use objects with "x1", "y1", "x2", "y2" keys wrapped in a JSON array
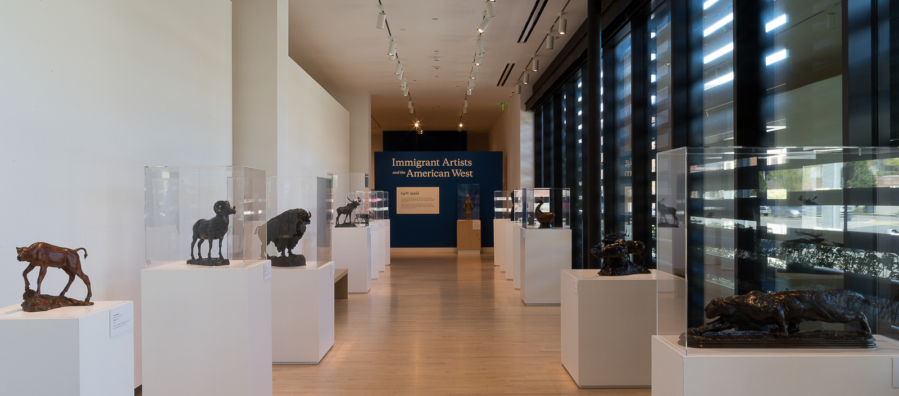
[{"x1": 396, "y1": 187, "x2": 440, "y2": 214}]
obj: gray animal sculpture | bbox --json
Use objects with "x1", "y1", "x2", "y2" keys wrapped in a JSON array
[
  {"x1": 256, "y1": 208, "x2": 312, "y2": 265},
  {"x1": 335, "y1": 198, "x2": 362, "y2": 227},
  {"x1": 190, "y1": 200, "x2": 237, "y2": 264},
  {"x1": 692, "y1": 289, "x2": 872, "y2": 336}
]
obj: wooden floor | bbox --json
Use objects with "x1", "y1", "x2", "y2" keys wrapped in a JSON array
[{"x1": 273, "y1": 252, "x2": 652, "y2": 395}]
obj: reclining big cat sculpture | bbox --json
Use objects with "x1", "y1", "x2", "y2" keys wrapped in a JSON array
[
  {"x1": 592, "y1": 232, "x2": 651, "y2": 276},
  {"x1": 688, "y1": 289, "x2": 877, "y2": 348}
]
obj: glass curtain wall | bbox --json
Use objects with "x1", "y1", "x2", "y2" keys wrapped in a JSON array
[
  {"x1": 533, "y1": 67, "x2": 587, "y2": 268},
  {"x1": 648, "y1": 0, "x2": 672, "y2": 262},
  {"x1": 614, "y1": 34, "x2": 634, "y2": 236},
  {"x1": 697, "y1": 0, "x2": 735, "y2": 146}
]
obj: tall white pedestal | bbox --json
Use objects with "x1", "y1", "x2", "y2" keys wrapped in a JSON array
[
  {"x1": 384, "y1": 219, "x2": 391, "y2": 265},
  {"x1": 371, "y1": 222, "x2": 384, "y2": 278},
  {"x1": 273, "y1": 261, "x2": 335, "y2": 364},
  {"x1": 141, "y1": 260, "x2": 272, "y2": 396},
  {"x1": 0, "y1": 301, "x2": 134, "y2": 396},
  {"x1": 520, "y1": 228, "x2": 571, "y2": 305},
  {"x1": 561, "y1": 270, "x2": 656, "y2": 388},
  {"x1": 510, "y1": 225, "x2": 521, "y2": 284},
  {"x1": 333, "y1": 226, "x2": 371, "y2": 293},
  {"x1": 493, "y1": 219, "x2": 504, "y2": 267},
  {"x1": 652, "y1": 335, "x2": 899, "y2": 396}
]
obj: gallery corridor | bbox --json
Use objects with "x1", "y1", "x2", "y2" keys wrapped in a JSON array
[{"x1": 271, "y1": 252, "x2": 651, "y2": 395}]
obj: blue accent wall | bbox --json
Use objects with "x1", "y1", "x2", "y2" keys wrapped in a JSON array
[{"x1": 374, "y1": 151, "x2": 503, "y2": 248}]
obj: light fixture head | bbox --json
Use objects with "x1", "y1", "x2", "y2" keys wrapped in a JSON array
[
  {"x1": 486, "y1": 1, "x2": 496, "y2": 18},
  {"x1": 459, "y1": 123, "x2": 464, "y2": 128},
  {"x1": 522, "y1": 73, "x2": 529, "y2": 85},
  {"x1": 388, "y1": 39, "x2": 396, "y2": 57},
  {"x1": 477, "y1": 17, "x2": 491, "y2": 33},
  {"x1": 414, "y1": 121, "x2": 420, "y2": 127},
  {"x1": 474, "y1": 64, "x2": 480, "y2": 73},
  {"x1": 532, "y1": 58, "x2": 539, "y2": 72},
  {"x1": 515, "y1": 84, "x2": 521, "y2": 94},
  {"x1": 559, "y1": 16, "x2": 567, "y2": 35},
  {"x1": 462, "y1": 107, "x2": 468, "y2": 114},
  {"x1": 410, "y1": 107, "x2": 414, "y2": 114},
  {"x1": 475, "y1": 58, "x2": 481, "y2": 66},
  {"x1": 464, "y1": 98, "x2": 469, "y2": 106},
  {"x1": 546, "y1": 35, "x2": 554, "y2": 50},
  {"x1": 408, "y1": 99, "x2": 413, "y2": 109},
  {"x1": 403, "y1": 86, "x2": 409, "y2": 96},
  {"x1": 397, "y1": 68, "x2": 404, "y2": 80},
  {"x1": 377, "y1": 10, "x2": 386, "y2": 29},
  {"x1": 394, "y1": 61, "x2": 402, "y2": 74},
  {"x1": 477, "y1": 37, "x2": 485, "y2": 54}
]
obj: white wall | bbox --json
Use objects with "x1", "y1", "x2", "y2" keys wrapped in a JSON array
[
  {"x1": 488, "y1": 93, "x2": 528, "y2": 191},
  {"x1": 0, "y1": 0, "x2": 233, "y2": 387},
  {"x1": 331, "y1": 91, "x2": 372, "y2": 176}
]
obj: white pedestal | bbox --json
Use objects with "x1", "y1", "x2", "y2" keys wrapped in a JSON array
[
  {"x1": 384, "y1": 219, "x2": 391, "y2": 265},
  {"x1": 333, "y1": 226, "x2": 371, "y2": 293},
  {"x1": 520, "y1": 228, "x2": 571, "y2": 305},
  {"x1": 272, "y1": 261, "x2": 335, "y2": 364},
  {"x1": 141, "y1": 260, "x2": 272, "y2": 396},
  {"x1": 510, "y1": 225, "x2": 521, "y2": 284},
  {"x1": 561, "y1": 270, "x2": 656, "y2": 388},
  {"x1": 652, "y1": 335, "x2": 899, "y2": 396},
  {"x1": 493, "y1": 219, "x2": 504, "y2": 267},
  {"x1": 371, "y1": 222, "x2": 384, "y2": 278},
  {"x1": 0, "y1": 301, "x2": 134, "y2": 396}
]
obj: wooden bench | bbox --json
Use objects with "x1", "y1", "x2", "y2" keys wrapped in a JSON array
[{"x1": 334, "y1": 268, "x2": 348, "y2": 299}]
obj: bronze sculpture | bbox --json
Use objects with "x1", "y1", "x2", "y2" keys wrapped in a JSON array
[
  {"x1": 189, "y1": 200, "x2": 236, "y2": 266},
  {"x1": 464, "y1": 194, "x2": 473, "y2": 220},
  {"x1": 592, "y1": 232, "x2": 651, "y2": 276},
  {"x1": 688, "y1": 289, "x2": 876, "y2": 348},
  {"x1": 335, "y1": 198, "x2": 362, "y2": 227},
  {"x1": 16, "y1": 242, "x2": 93, "y2": 312},
  {"x1": 535, "y1": 198, "x2": 554, "y2": 228},
  {"x1": 256, "y1": 208, "x2": 312, "y2": 267}
]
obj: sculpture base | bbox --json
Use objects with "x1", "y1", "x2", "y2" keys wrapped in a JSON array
[
  {"x1": 598, "y1": 264, "x2": 651, "y2": 276},
  {"x1": 657, "y1": 223, "x2": 679, "y2": 228},
  {"x1": 536, "y1": 222, "x2": 553, "y2": 229},
  {"x1": 271, "y1": 254, "x2": 306, "y2": 268},
  {"x1": 21, "y1": 288, "x2": 93, "y2": 312},
  {"x1": 187, "y1": 258, "x2": 230, "y2": 266},
  {"x1": 335, "y1": 223, "x2": 357, "y2": 228},
  {"x1": 682, "y1": 330, "x2": 876, "y2": 348}
]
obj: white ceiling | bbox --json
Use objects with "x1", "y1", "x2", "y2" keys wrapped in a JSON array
[{"x1": 288, "y1": 0, "x2": 587, "y2": 134}]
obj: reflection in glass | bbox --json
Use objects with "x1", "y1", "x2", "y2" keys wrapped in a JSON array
[
  {"x1": 696, "y1": 0, "x2": 734, "y2": 145},
  {"x1": 764, "y1": 0, "x2": 843, "y2": 146},
  {"x1": 614, "y1": 34, "x2": 633, "y2": 236},
  {"x1": 648, "y1": 1, "x2": 671, "y2": 263}
]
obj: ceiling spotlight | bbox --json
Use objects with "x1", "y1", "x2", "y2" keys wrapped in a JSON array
[
  {"x1": 408, "y1": 99, "x2": 413, "y2": 109},
  {"x1": 477, "y1": 37, "x2": 485, "y2": 54},
  {"x1": 410, "y1": 107, "x2": 414, "y2": 114},
  {"x1": 515, "y1": 84, "x2": 521, "y2": 94},
  {"x1": 459, "y1": 123, "x2": 464, "y2": 128},
  {"x1": 477, "y1": 18, "x2": 491, "y2": 33},
  {"x1": 464, "y1": 98, "x2": 469, "y2": 107},
  {"x1": 463, "y1": 107, "x2": 468, "y2": 114},
  {"x1": 389, "y1": 54, "x2": 396, "y2": 61},
  {"x1": 475, "y1": 58, "x2": 481, "y2": 66},
  {"x1": 403, "y1": 86, "x2": 409, "y2": 96},
  {"x1": 394, "y1": 62, "x2": 402, "y2": 74},
  {"x1": 532, "y1": 58, "x2": 539, "y2": 72},
  {"x1": 486, "y1": 1, "x2": 496, "y2": 18},
  {"x1": 523, "y1": 73, "x2": 529, "y2": 85},
  {"x1": 414, "y1": 121, "x2": 420, "y2": 127},
  {"x1": 467, "y1": 88, "x2": 472, "y2": 95},
  {"x1": 546, "y1": 35, "x2": 554, "y2": 50},
  {"x1": 388, "y1": 39, "x2": 396, "y2": 57},
  {"x1": 470, "y1": 73, "x2": 477, "y2": 80},
  {"x1": 377, "y1": 7, "x2": 386, "y2": 29},
  {"x1": 559, "y1": 16, "x2": 567, "y2": 35},
  {"x1": 474, "y1": 64, "x2": 480, "y2": 73},
  {"x1": 397, "y1": 69, "x2": 404, "y2": 80}
]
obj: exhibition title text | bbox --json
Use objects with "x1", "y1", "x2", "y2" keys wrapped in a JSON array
[{"x1": 391, "y1": 158, "x2": 474, "y2": 178}]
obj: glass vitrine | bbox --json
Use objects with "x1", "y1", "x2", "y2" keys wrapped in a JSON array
[
  {"x1": 457, "y1": 184, "x2": 480, "y2": 220},
  {"x1": 520, "y1": 188, "x2": 571, "y2": 229}
]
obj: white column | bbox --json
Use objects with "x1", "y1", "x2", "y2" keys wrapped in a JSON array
[{"x1": 332, "y1": 91, "x2": 372, "y2": 176}]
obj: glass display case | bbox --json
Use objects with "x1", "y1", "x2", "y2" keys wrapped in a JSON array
[
  {"x1": 657, "y1": 147, "x2": 899, "y2": 352},
  {"x1": 383, "y1": 191, "x2": 390, "y2": 220},
  {"x1": 371, "y1": 190, "x2": 387, "y2": 220},
  {"x1": 329, "y1": 172, "x2": 369, "y2": 228},
  {"x1": 263, "y1": 175, "x2": 332, "y2": 266},
  {"x1": 511, "y1": 189, "x2": 523, "y2": 223},
  {"x1": 494, "y1": 190, "x2": 511, "y2": 219},
  {"x1": 144, "y1": 166, "x2": 266, "y2": 267},
  {"x1": 457, "y1": 184, "x2": 480, "y2": 220},
  {"x1": 520, "y1": 188, "x2": 571, "y2": 229}
]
